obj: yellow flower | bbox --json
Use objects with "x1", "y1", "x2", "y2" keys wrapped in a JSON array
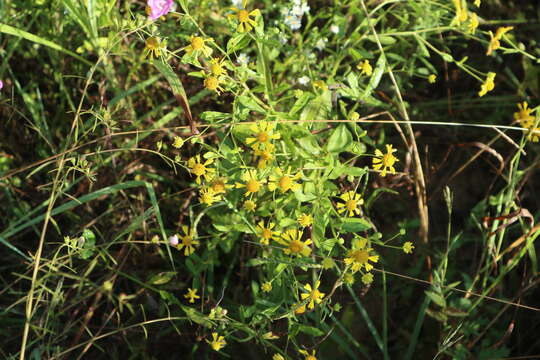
[
  {"x1": 235, "y1": 170, "x2": 265, "y2": 197},
  {"x1": 204, "y1": 75, "x2": 224, "y2": 94},
  {"x1": 361, "y1": 273, "x2": 374, "y2": 285},
  {"x1": 144, "y1": 36, "x2": 167, "y2": 59},
  {"x1": 452, "y1": 0, "x2": 468, "y2": 23},
  {"x1": 486, "y1": 26, "x2": 513, "y2": 56},
  {"x1": 343, "y1": 272, "x2": 355, "y2": 285},
  {"x1": 467, "y1": 12, "x2": 479, "y2": 34},
  {"x1": 372, "y1": 144, "x2": 399, "y2": 177},
  {"x1": 199, "y1": 187, "x2": 221, "y2": 206},
  {"x1": 256, "y1": 220, "x2": 279, "y2": 245},
  {"x1": 299, "y1": 349, "x2": 318, "y2": 360},
  {"x1": 187, "y1": 154, "x2": 215, "y2": 184},
  {"x1": 428, "y1": 74, "x2": 437, "y2": 84},
  {"x1": 254, "y1": 143, "x2": 275, "y2": 169},
  {"x1": 336, "y1": 191, "x2": 364, "y2": 217},
  {"x1": 183, "y1": 35, "x2": 213, "y2": 57},
  {"x1": 262, "y1": 281, "x2": 272, "y2": 293},
  {"x1": 184, "y1": 288, "x2": 200, "y2": 303},
  {"x1": 209, "y1": 57, "x2": 228, "y2": 77},
  {"x1": 357, "y1": 60, "x2": 373, "y2": 76},
  {"x1": 514, "y1": 102, "x2": 535, "y2": 128},
  {"x1": 246, "y1": 121, "x2": 281, "y2": 150},
  {"x1": 474, "y1": 0, "x2": 481, "y2": 6},
  {"x1": 229, "y1": 0, "x2": 261, "y2": 33},
  {"x1": 243, "y1": 200, "x2": 257, "y2": 212},
  {"x1": 300, "y1": 281, "x2": 325, "y2": 309},
  {"x1": 478, "y1": 72, "x2": 496, "y2": 97},
  {"x1": 294, "y1": 303, "x2": 306, "y2": 314},
  {"x1": 297, "y1": 213, "x2": 313, "y2": 227},
  {"x1": 321, "y1": 257, "x2": 335, "y2": 269},
  {"x1": 172, "y1": 136, "x2": 184, "y2": 149},
  {"x1": 268, "y1": 167, "x2": 301, "y2": 193},
  {"x1": 344, "y1": 237, "x2": 379, "y2": 272},
  {"x1": 208, "y1": 176, "x2": 233, "y2": 194},
  {"x1": 403, "y1": 241, "x2": 415, "y2": 254},
  {"x1": 176, "y1": 226, "x2": 199, "y2": 256},
  {"x1": 273, "y1": 354, "x2": 285, "y2": 360},
  {"x1": 274, "y1": 229, "x2": 312, "y2": 257},
  {"x1": 206, "y1": 332, "x2": 226, "y2": 351}
]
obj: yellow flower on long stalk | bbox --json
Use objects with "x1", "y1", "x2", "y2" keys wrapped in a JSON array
[
  {"x1": 209, "y1": 57, "x2": 228, "y2": 77},
  {"x1": 486, "y1": 26, "x2": 513, "y2": 56},
  {"x1": 268, "y1": 167, "x2": 301, "y2": 193},
  {"x1": 514, "y1": 102, "x2": 539, "y2": 142},
  {"x1": 235, "y1": 170, "x2": 266, "y2": 197},
  {"x1": 206, "y1": 332, "x2": 226, "y2": 351},
  {"x1": 300, "y1": 281, "x2": 325, "y2": 309},
  {"x1": 297, "y1": 213, "x2": 313, "y2": 227},
  {"x1": 452, "y1": 0, "x2": 468, "y2": 23},
  {"x1": 183, "y1": 35, "x2": 213, "y2": 57},
  {"x1": 208, "y1": 176, "x2": 233, "y2": 195},
  {"x1": 336, "y1": 191, "x2": 364, "y2": 217},
  {"x1": 144, "y1": 36, "x2": 167, "y2": 59},
  {"x1": 187, "y1": 154, "x2": 215, "y2": 184},
  {"x1": 478, "y1": 72, "x2": 496, "y2": 97},
  {"x1": 467, "y1": 12, "x2": 479, "y2": 34},
  {"x1": 229, "y1": 0, "x2": 261, "y2": 33},
  {"x1": 357, "y1": 60, "x2": 372, "y2": 76},
  {"x1": 256, "y1": 220, "x2": 279, "y2": 245},
  {"x1": 204, "y1": 75, "x2": 225, "y2": 94},
  {"x1": 199, "y1": 187, "x2": 221, "y2": 206},
  {"x1": 344, "y1": 237, "x2": 379, "y2": 272},
  {"x1": 246, "y1": 121, "x2": 281, "y2": 150},
  {"x1": 184, "y1": 288, "x2": 200, "y2": 303},
  {"x1": 254, "y1": 143, "x2": 275, "y2": 169},
  {"x1": 372, "y1": 144, "x2": 399, "y2": 177},
  {"x1": 274, "y1": 229, "x2": 312, "y2": 257},
  {"x1": 176, "y1": 226, "x2": 199, "y2": 256},
  {"x1": 299, "y1": 349, "x2": 318, "y2": 360}
]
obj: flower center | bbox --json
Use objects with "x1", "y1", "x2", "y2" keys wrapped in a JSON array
[
  {"x1": 382, "y1": 154, "x2": 396, "y2": 167},
  {"x1": 191, "y1": 37, "x2": 204, "y2": 50},
  {"x1": 212, "y1": 181, "x2": 225, "y2": 193},
  {"x1": 238, "y1": 10, "x2": 249, "y2": 22},
  {"x1": 346, "y1": 199, "x2": 357, "y2": 212},
  {"x1": 257, "y1": 132, "x2": 269, "y2": 143},
  {"x1": 352, "y1": 249, "x2": 369, "y2": 264},
  {"x1": 182, "y1": 236, "x2": 193, "y2": 246},
  {"x1": 246, "y1": 179, "x2": 261, "y2": 193},
  {"x1": 278, "y1": 176, "x2": 292, "y2": 191},
  {"x1": 146, "y1": 37, "x2": 159, "y2": 49},
  {"x1": 192, "y1": 163, "x2": 206, "y2": 176},
  {"x1": 210, "y1": 63, "x2": 223, "y2": 76},
  {"x1": 289, "y1": 240, "x2": 304, "y2": 254},
  {"x1": 205, "y1": 77, "x2": 219, "y2": 90},
  {"x1": 262, "y1": 229, "x2": 272, "y2": 239}
]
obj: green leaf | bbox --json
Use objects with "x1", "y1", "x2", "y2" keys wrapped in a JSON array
[
  {"x1": 327, "y1": 124, "x2": 353, "y2": 153},
  {"x1": 227, "y1": 33, "x2": 251, "y2": 54},
  {"x1": 425, "y1": 290, "x2": 446, "y2": 308},
  {"x1": 298, "y1": 324, "x2": 325, "y2": 336},
  {"x1": 341, "y1": 218, "x2": 372, "y2": 233},
  {"x1": 148, "y1": 271, "x2": 176, "y2": 285},
  {"x1": 362, "y1": 54, "x2": 385, "y2": 99},
  {"x1": 181, "y1": 305, "x2": 213, "y2": 327}
]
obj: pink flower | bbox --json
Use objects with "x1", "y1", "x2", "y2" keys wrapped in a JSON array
[
  {"x1": 147, "y1": 0, "x2": 174, "y2": 20},
  {"x1": 0, "y1": 80, "x2": 3, "y2": 90}
]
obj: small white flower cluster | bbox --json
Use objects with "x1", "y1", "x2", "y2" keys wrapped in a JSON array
[
  {"x1": 283, "y1": 0, "x2": 310, "y2": 31},
  {"x1": 315, "y1": 37, "x2": 328, "y2": 51},
  {"x1": 237, "y1": 53, "x2": 250, "y2": 65}
]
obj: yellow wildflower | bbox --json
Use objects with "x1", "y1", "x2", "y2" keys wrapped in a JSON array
[
  {"x1": 274, "y1": 229, "x2": 312, "y2": 257},
  {"x1": 176, "y1": 226, "x2": 199, "y2": 256},
  {"x1": 243, "y1": 200, "x2": 257, "y2": 212},
  {"x1": 172, "y1": 136, "x2": 184, "y2": 149},
  {"x1": 403, "y1": 241, "x2": 415, "y2": 254},
  {"x1": 343, "y1": 272, "x2": 355, "y2": 285},
  {"x1": 428, "y1": 74, "x2": 437, "y2": 84},
  {"x1": 144, "y1": 36, "x2": 167, "y2": 59},
  {"x1": 183, "y1": 35, "x2": 213, "y2": 57},
  {"x1": 246, "y1": 121, "x2": 281, "y2": 150},
  {"x1": 313, "y1": 80, "x2": 328, "y2": 91},
  {"x1": 229, "y1": 0, "x2": 261, "y2": 33},
  {"x1": 294, "y1": 303, "x2": 306, "y2": 314},
  {"x1": 467, "y1": 12, "x2": 479, "y2": 34},
  {"x1": 262, "y1": 281, "x2": 272, "y2": 293},
  {"x1": 322, "y1": 257, "x2": 335, "y2": 269},
  {"x1": 452, "y1": 0, "x2": 468, "y2": 23},
  {"x1": 187, "y1": 154, "x2": 215, "y2": 184},
  {"x1": 204, "y1": 75, "x2": 224, "y2": 94},
  {"x1": 256, "y1": 220, "x2": 279, "y2": 245},
  {"x1": 514, "y1": 102, "x2": 535, "y2": 128},
  {"x1": 300, "y1": 281, "x2": 325, "y2": 309},
  {"x1": 273, "y1": 354, "x2": 285, "y2": 360},
  {"x1": 486, "y1": 26, "x2": 513, "y2": 56},
  {"x1": 209, "y1": 57, "x2": 228, "y2": 77},
  {"x1": 208, "y1": 176, "x2": 233, "y2": 194},
  {"x1": 344, "y1": 237, "x2": 379, "y2": 272},
  {"x1": 254, "y1": 143, "x2": 275, "y2": 169},
  {"x1": 206, "y1": 332, "x2": 226, "y2": 351},
  {"x1": 199, "y1": 187, "x2": 221, "y2": 206},
  {"x1": 268, "y1": 167, "x2": 301, "y2": 193},
  {"x1": 299, "y1": 349, "x2": 318, "y2": 360},
  {"x1": 475, "y1": 0, "x2": 481, "y2": 6},
  {"x1": 357, "y1": 60, "x2": 373, "y2": 76},
  {"x1": 372, "y1": 144, "x2": 399, "y2": 177},
  {"x1": 336, "y1": 191, "x2": 364, "y2": 217},
  {"x1": 361, "y1": 273, "x2": 374, "y2": 285},
  {"x1": 184, "y1": 288, "x2": 200, "y2": 303},
  {"x1": 297, "y1": 213, "x2": 313, "y2": 227},
  {"x1": 478, "y1": 72, "x2": 496, "y2": 97},
  {"x1": 235, "y1": 170, "x2": 265, "y2": 197}
]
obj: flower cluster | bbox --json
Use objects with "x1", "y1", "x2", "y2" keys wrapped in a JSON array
[{"x1": 282, "y1": 0, "x2": 310, "y2": 31}]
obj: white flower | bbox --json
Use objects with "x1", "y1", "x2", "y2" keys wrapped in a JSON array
[
  {"x1": 292, "y1": 2, "x2": 310, "y2": 17},
  {"x1": 330, "y1": 24, "x2": 340, "y2": 34},
  {"x1": 284, "y1": 13, "x2": 302, "y2": 30},
  {"x1": 169, "y1": 234, "x2": 179, "y2": 246},
  {"x1": 231, "y1": 0, "x2": 243, "y2": 8},
  {"x1": 237, "y1": 53, "x2": 250, "y2": 65},
  {"x1": 315, "y1": 37, "x2": 328, "y2": 50},
  {"x1": 298, "y1": 76, "x2": 310, "y2": 85}
]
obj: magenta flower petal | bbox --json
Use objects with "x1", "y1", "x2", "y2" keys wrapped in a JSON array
[
  {"x1": 147, "y1": 0, "x2": 173, "y2": 20},
  {"x1": 0, "y1": 80, "x2": 3, "y2": 90}
]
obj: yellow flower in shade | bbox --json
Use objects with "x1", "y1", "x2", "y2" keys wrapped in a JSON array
[
  {"x1": 300, "y1": 281, "x2": 325, "y2": 309},
  {"x1": 268, "y1": 167, "x2": 301, "y2": 193},
  {"x1": 299, "y1": 349, "x2": 318, "y2": 360},
  {"x1": 243, "y1": 200, "x2": 257, "y2": 212},
  {"x1": 361, "y1": 272, "x2": 374, "y2": 285},
  {"x1": 184, "y1": 288, "x2": 200, "y2": 303},
  {"x1": 254, "y1": 143, "x2": 275, "y2": 169},
  {"x1": 199, "y1": 187, "x2": 221, "y2": 206},
  {"x1": 208, "y1": 176, "x2": 233, "y2": 195},
  {"x1": 256, "y1": 220, "x2": 279, "y2": 245},
  {"x1": 177, "y1": 226, "x2": 199, "y2": 256},
  {"x1": 514, "y1": 102, "x2": 535, "y2": 128},
  {"x1": 204, "y1": 75, "x2": 224, "y2": 94},
  {"x1": 478, "y1": 72, "x2": 496, "y2": 97},
  {"x1": 261, "y1": 281, "x2": 272, "y2": 293},
  {"x1": 183, "y1": 35, "x2": 213, "y2": 57},
  {"x1": 344, "y1": 237, "x2": 379, "y2": 272},
  {"x1": 209, "y1": 57, "x2": 228, "y2": 77},
  {"x1": 357, "y1": 60, "x2": 373, "y2": 76},
  {"x1": 246, "y1": 121, "x2": 281, "y2": 150},
  {"x1": 235, "y1": 170, "x2": 265, "y2": 197},
  {"x1": 403, "y1": 241, "x2": 415, "y2": 254},
  {"x1": 474, "y1": 0, "x2": 481, "y2": 6},
  {"x1": 428, "y1": 74, "x2": 437, "y2": 84},
  {"x1": 144, "y1": 36, "x2": 167, "y2": 59},
  {"x1": 229, "y1": 0, "x2": 261, "y2": 33},
  {"x1": 486, "y1": 26, "x2": 513, "y2": 56},
  {"x1": 206, "y1": 332, "x2": 226, "y2": 351},
  {"x1": 172, "y1": 136, "x2": 184, "y2": 149},
  {"x1": 372, "y1": 144, "x2": 399, "y2": 177},
  {"x1": 467, "y1": 12, "x2": 479, "y2": 34},
  {"x1": 274, "y1": 229, "x2": 312, "y2": 257},
  {"x1": 322, "y1": 257, "x2": 335, "y2": 270},
  {"x1": 313, "y1": 80, "x2": 328, "y2": 91},
  {"x1": 343, "y1": 272, "x2": 355, "y2": 285},
  {"x1": 336, "y1": 191, "x2": 364, "y2": 217},
  {"x1": 294, "y1": 303, "x2": 306, "y2": 314},
  {"x1": 452, "y1": 0, "x2": 468, "y2": 23},
  {"x1": 273, "y1": 354, "x2": 285, "y2": 360},
  {"x1": 297, "y1": 213, "x2": 313, "y2": 227},
  {"x1": 187, "y1": 154, "x2": 215, "y2": 184}
]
